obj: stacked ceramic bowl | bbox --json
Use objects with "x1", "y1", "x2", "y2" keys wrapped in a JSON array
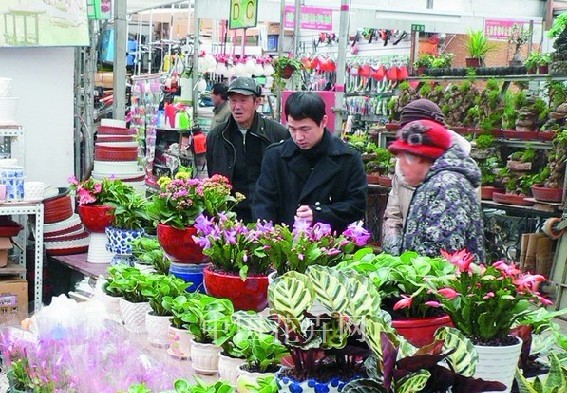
[
  {"x1": 0, "y1": 77, "x2": 19, "y2": 126},
  {"x1": 93, "y1": 119, "x2": 145, "y2": 192},
  {"x1": 43, "y1": 189, "x2": 89, "y2": 256}
]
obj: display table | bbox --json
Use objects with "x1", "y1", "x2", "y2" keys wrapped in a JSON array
[{"x1": 49, "y1": 253, "x2": 108, "y2": 279}]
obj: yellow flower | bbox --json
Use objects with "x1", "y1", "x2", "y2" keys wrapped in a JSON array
[
  {"x1": 175, "y1": 169, "x2": 192, "y2": 180},
  {"x1": 235, "y1": 192, "x2": 246, "y2": 203},
  {"x1": 158, "y1": 176, "x2": 172, "y2": 188}
]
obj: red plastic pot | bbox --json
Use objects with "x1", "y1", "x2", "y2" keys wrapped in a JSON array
[
  {"x1": 157, "y1": 223, "x2": 204, "y2": 264},
  {"x1": 203, "y1": 266, "x2": 270, "y2": 311},
  {"x1": 78, "y1": 204, "x2": 115, "y2": 233},
  {"x1": 392, "y1": 315, "x2": 453, "y2": 347},
  {"x1": 481, "y1": 186, "x2": 504, "y2": 201}
]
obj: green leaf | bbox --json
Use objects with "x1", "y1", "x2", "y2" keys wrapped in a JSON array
[
  {"x1": 435, "y1": 327, "x2": 477, "y2": 376},
  {"x1": 396, "y1": 370, "x2": 430, "y2": 393},
  {"x1": 268, "y1": 271, "x2": 314, "y2": 321},
  {"x1": 306, "y1": 265, "x2": 349, "y2": 313},
  {"x1": 342, "y1": 378, "x2": 388, "y2": 393}
]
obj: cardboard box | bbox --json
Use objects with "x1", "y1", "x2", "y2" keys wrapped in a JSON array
[
  {"x1": 0, "y1": 279, "x2": 28, "y2": 325},
  {"x1": 94, "y1": 72, "x2": 114, "y2": 88},
  {"x1": 0, "y1": 237, "x2": 12, "y2": 268}
]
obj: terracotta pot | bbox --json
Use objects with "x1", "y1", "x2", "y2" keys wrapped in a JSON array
[
  {"x1": 281, "y1": 65, "x2": 295, "y2": 79},
  {"x1": 377, "y1": 175, "x2": 392, "y2": 187},
  {"x1": 78, "y1": 204, "x2": 115, "y2": 233},
  {"x1": 157, "y1": 224, "x2": 204, "y2": 264},
  {"x1": 531, "y1": 185, "x2": 563, "y2": 203},
  {"x1": 538, "y1": 65, "x2": 549, "y2": 74},
  {"x1": 492, "y1": 192, "x2": 534, "y2": 206},
  {"x1": 366, "y1": 174, "x2": 381, "y2": 185},
  {"x1": 465, "y1": 57, "x2": 481, "y2": 68},
  {"x1": 203, "y1": 266, "x2": 270, "y2": 311},
  {"x1": 392, "y1": 315, "x2": 453, "y2": 347},
  {"x1": 481, "y1": 186, "x2": 504, "y2": 201},
  {"x1": 527, "y1": 67, "x2": 537, "y2": 74}
]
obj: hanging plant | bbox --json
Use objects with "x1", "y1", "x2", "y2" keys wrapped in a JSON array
[{"x1": 272, "y1": 55, "x2": 303, "y2": 90}]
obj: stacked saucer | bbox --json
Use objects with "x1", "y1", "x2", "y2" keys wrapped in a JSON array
[{"x1": 93, "y1": 119, "x2": 144, "y2": 192}]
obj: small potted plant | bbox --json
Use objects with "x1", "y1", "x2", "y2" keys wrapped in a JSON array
[
  {"x1": 148, "y1": 171, "x2": 241, "y2": 264},
  {"x1": 258, "y1": 220, "x2": 370, "y2": 277},
  {"x1": 193, "y1": 213, "x2": 274, "y2": 311},
  {"x1": 538, "y1": 53, "x2": 551, "y2": 74},
  {"x1": 105, "y1": 265, "x2": 152, "y2": 333},
  {"x1": 464, "y1": 30, "x2": 494, "y2": 67},
  {"x1": 162, "y1": 294, "x2": 196, "y2": 359},
  {"x1": 272, "y1": 55, "x2": 303, "y2": 90},
  {"x1": 141, "y1": 273, "x2": 190, "y2": 347},
  {"x1": 428, "y1": 250, "x2": 553, "y2": 391},
  {"x1": 338, "y1": 249, "x2": 456, "y2": 347},
  {"x1": 413, "y1": 54, "x2": 434, "y2": 75},
  {"x1": 130, "y1": 237, "x2": 170, "y2": 275},
  {"x1": 531, "y1": 129, "x2": 566, "y2": 203},
  {"x1": 524, "y1": 52, "x2": 541, "y2": 74}
]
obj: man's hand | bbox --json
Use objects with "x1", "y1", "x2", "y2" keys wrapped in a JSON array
[{"x1": 295, "y1": 205, "x2": 313, "y2": 226}]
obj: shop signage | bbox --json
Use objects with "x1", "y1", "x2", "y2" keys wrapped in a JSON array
[
  {"x1": 411, "y1": 24, "x2": 425, "y2": 33},
  {"x1": 229, "y1": 0, "x2": 258, "y2": 30},
  {"x1": 284, "y1": 6, "x2": 333, "y2": 31},
  {"x1": 484, "y1": 19, "x2": 538, "y2": 40}
]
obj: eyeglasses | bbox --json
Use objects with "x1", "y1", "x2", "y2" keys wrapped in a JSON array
[{"x1": 398, "y1": 122, "x2": 432, "y2": 146}]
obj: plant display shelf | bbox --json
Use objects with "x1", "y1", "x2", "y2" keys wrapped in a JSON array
[
  {"x1": 407, "y1": 73, "x2": 567, "y2": 95},
  {"x1": 0, "y1": 202, "x2": 44, "y2": 312}
]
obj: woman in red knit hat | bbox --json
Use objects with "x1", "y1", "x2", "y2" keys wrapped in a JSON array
[{"x1": 387, "y1": 119, "x2": 485, "y2": 261}]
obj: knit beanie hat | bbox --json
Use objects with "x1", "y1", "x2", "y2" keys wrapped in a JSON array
[
  {"x1": 388, "y1": 119, "x2": 452, "y2": 160},
  {"x1": 400, "y1": 98, "x2": 445, "y2": 126}
]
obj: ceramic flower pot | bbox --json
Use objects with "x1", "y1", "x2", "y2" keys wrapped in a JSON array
[
  {"x1": 531, "y1": 185, "x2": 563, "y2": 203},
  {"x1": 275, "y1": 369, "x2": 358, "y2": 393},
  {"x1": 119, "y1": 298, "x2": 151, "y2": 334},
  {"x1": 203, "y1": 266, "x2": 270, "y2": 311},
  {"x1": 473, "y1": 336, "x2": 522, "y2": 393},
  {"x1": 145, "y1": 311, "x2": 171, "y2": 347},
  {"x1": 237, "y1": 364, "x2": 278, "y2": 393},
  {"x1": 218, "y1": 353, "x2": 246, "y2": 385},
  {"x1": 78, "y1": 204, "x2": 115, "y2": 233},
  {"x1": 190, "y1": 339, "x2": 221, "y2": 374},
  {"x1": 481, "y1": 186, "x2": 505, "y2": 201},
  {"x1": 98, "y1": 291, "x2": 122, "y2": 322},
  {"x1": 105, "y1": 226, "x2": 145, "y2": 265},
  {"x1": 167, "y1": 325, "x2": 192, "y2": 359},
  {"x1": 391, "y1": 315, "x2": 453, "y2": 347},
  {"x1": 157, "y1": 223, "x2": 205, "y2": 264},
  {"x1": 169, "y1": 262, "x2": 208, "y2": 293}
]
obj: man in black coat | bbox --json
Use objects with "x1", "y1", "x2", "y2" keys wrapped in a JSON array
[
  {"x1": 206, "y1": 77, "x2": 288, "y2": 222},
  {"x1": 253, "y1": 92, "x2": 367, "y2": 232}
]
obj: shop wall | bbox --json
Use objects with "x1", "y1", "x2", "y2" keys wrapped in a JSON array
[{"x1": 0, "y1": 47, "x2": 74, "y2": 187}]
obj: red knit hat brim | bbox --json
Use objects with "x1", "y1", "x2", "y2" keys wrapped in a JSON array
[
  {"x1": 387, "y1": 119, "x2": 452, "y2": 160},
  {"x1": 388, "y1": 139, "x2": 447, "y2": 160}
]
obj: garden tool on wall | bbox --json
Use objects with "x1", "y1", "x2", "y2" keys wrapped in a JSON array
[{"x1": 393, "y1": 30, "x2": 408, "y2": 45}]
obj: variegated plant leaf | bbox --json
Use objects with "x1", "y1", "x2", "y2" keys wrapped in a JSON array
[
  {"x1": 395, "y1": 370, "x2": 430, "y2": 393},
  {"x1": 434, "y1": 326, "x2": 477, "y2": 376},
  {"x1": 344, "y1": 269, "x2": 382, "y2": 323},
  {"x1": 268, "y1": 271, "x2": 314, "y2": 321},
  {"x1": 342, "y1": 378, "x2": 388, "y2": 393},
  {"x1": 232, "y1": 310, "x2": 277, "y2": 334},
  {"x1": 306, "y1": 265, "x2": 349, "y2": 313}
]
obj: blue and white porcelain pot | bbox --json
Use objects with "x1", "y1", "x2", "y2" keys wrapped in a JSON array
[
  {"x1": 105, "y1": 226, "x2": 145, "y2": 265},
  {"x1": 276, "y1": 371, "x2": 360, "y2": 393}
]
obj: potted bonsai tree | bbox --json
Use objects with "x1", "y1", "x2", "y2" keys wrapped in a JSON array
[
  {"x1": 531, "y1": 129, "x2": 566, "y2": 203},
  {"x1": 464, "y1": 30, "x2": 494, "y2": 67}
]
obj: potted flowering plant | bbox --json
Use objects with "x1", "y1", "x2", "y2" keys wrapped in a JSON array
[
  {"x1": 427, "y1": 250, "x2": 553, "y2": 391},
  {"x1": 148, "y1": 172, "x2": 242, "y2": 264},
  {"x1": 193, "y1": 213, "x2": 275, "y2": 311},
  {"x1": 337, "y1": 249, "x2": 456, "y2": 347},
  {"x1": 260, "y1": 220, "x2": 370, "y2": 276}
]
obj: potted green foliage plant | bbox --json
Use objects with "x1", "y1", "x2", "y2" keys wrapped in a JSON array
[
  {"x1": 538, "y1": 53, "x2": 551, "y2": 74},
  {"x1": 524, "y1": 52, "x2": 541, "y2": 74},
  {"x1": 162, "y1": 294, "x2": 197, "y2": 359},
  {"x1": 413, "y1": 54, "x2": 433, "y2": 75},
  {"x1": 142, "y1": 273, "x2": 190, "y2": 347},
  {"x1": 130, "y1": 237, "x2": 170, "y2": 275},
  {"x1": 464, "y1": 30, "x2": 494, "y2": 67},
  {"x1": 531, "y1": 129, "x2": 566, "y2": 203},
  {"x1": 272, "y1": 55, "x2": 303, "y2": 89}
]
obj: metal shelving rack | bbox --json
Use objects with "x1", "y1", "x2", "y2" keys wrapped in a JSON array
[{"x1": 0, "y1": 126, "x2": 44, "y2": 312}]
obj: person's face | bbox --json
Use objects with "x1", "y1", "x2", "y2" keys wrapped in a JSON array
[
  {"x1": 211, "y1": 91, "x2": 224, "y2": 106},
  {"x1": 398, "y1": 153, "x2": 431, "y2": 187},
  {"x1": 287, "y1": 115, "x2": 327, "y2": 150},
  {"x1": 228, "y1": 93, "x2": 260, "y2": 129}
]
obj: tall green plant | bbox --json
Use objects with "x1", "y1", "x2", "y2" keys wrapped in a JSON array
[{"x1": 465, "y1": 30, "x2": 495, "y2": 64}]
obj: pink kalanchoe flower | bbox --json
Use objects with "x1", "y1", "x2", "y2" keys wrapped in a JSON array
[
  {"x1": 93, "y1": 183, "x2": 102, "y2": 194},
  {"x1": 393, "y1": 295, "x2": 412, "y2": 310},
  {"x1": 77, "y1": 189, "x2": 96, "y2": 204},
  {"x1": 67, "y1": 175, "x2": 79, "y2": 185},
  {"x1": 438, "y1": 287, "x2": 459, "y2": 300},
  {"x1": 441, "y1": 249, "x2": 474, "y2": 273}
]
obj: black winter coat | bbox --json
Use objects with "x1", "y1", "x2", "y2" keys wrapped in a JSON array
[
  {"x1": 206, "y1": 113, "x2": 289, "y2": 180},
  {"x1": 253, "y1": 131, "x2": 367, "y2": 233}
]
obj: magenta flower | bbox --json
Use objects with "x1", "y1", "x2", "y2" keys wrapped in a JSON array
[
  {"x1": 437, "y1": 287, "x2": 459, "y2": 300},
  {"x1": 343, "y1": 221, "x2": 371, "y2": 246},
  {"x1": 441, "y1": 249, "x2": 474, "y2": 273},
  {"x1": 393, "y1": 295, "x2": 412, "y2": 310},
  {"x1": 425, "y1": 301, "x2": 442, "y2": 308}
]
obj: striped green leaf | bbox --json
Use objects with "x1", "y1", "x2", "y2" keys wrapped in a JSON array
[
  {"x1": 345, "y1": 269, "x2": 382, "y2": 323},
  {"x1": 396, "y1": 370, "x2": 430, "y2": 393},
  {"x1": 268, "y1": 271, "x2": 314, "y2": 321},
  {"x1": 342, "y1": 378, "x2": 388, "y2": 393},
  {"x1": 306, "y1": 265, "x2": 349, "y2": 313},
  {"x1": 232, "y1": 310, "x2": 276, "y2": 334},
  {"x1": 434, "y1": 327, "x2": 477, "y2": 376}
]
